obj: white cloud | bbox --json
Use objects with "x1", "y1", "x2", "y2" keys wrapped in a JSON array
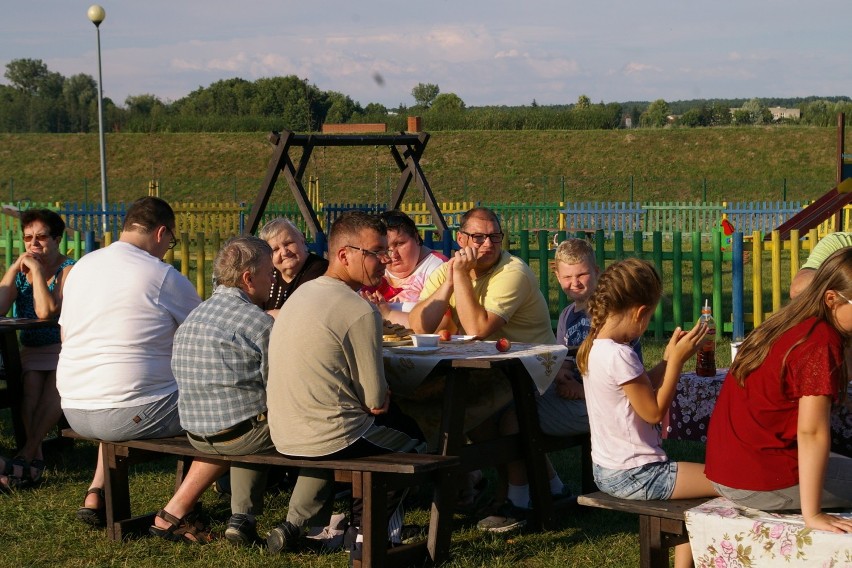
[{"x1": 622, "y1": 62, "x2": 662, "y2": 75}]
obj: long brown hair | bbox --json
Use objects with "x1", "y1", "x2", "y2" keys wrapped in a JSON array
[
  {"x1": 576, "y1": 258, "x2": 662, "y2": 374},
  {"x1": 730, "y1": 247, "x2": 852, "y2": 395}
]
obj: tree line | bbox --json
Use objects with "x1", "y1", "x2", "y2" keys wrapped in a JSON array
[{"x1": 2, "y1": 58, "x2": 851, "y2": 133}]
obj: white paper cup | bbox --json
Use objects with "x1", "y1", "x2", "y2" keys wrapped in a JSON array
[
  {"x1": 730, "y1": 341, "x2": 742, "y2": 362},
  {"x1": 411, "y1": 334, "x2": 440, "y2": 347}
]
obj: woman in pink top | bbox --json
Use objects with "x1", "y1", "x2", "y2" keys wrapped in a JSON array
[{"x1": 362, "y1": 210, "x2": 447, "y2": 327}]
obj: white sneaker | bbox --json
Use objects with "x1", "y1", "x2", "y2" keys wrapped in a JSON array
[{"x1": 305, "y1": 513, "x2": 347, "y2": 550}]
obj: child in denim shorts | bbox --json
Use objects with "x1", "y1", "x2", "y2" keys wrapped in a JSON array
[{"x1": 575, "y1": 258, "x2": 718, "y2": 568}]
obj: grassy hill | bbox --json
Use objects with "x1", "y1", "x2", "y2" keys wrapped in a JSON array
[{"x1": 0, "y1": 127, "x2": 842, "y2": 205}]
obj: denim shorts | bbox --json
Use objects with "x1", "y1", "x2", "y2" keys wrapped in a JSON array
[{"x1": 593, "y1": 460, "x2": 678, "y2": 501}]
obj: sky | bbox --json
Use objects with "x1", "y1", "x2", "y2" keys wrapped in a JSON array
[{"x1": 1, "y1": 1, "x2": 849, "y2": 109}]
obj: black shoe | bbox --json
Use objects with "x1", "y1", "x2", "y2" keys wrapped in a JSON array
[
  {"x1": 267, "y1": 520, "x2": 302, "y2": 554},
  {"x1": 224, "y1": 513, "x2": 260, "y2": 546},
  {"x1": 343, "y1": 526, "x2": 362, "y2": 568}
]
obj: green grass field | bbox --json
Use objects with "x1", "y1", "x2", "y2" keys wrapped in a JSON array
[
  {"x1": 0, "y1": 415, "x2": 708, "y2": 568},
  {"x1": 0, "y1": 338, "x2": 724, "y2": 567},
  {"x1": 0, "y1": 126, "x2": 843, "y2": 205}
]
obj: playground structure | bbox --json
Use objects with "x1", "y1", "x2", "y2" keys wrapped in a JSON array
[
  {"x1": 243, "y1": 130, "x2": 448, "y2": 244},
  {"x1": 770, "y1": 113, "x2": 852, "y2": 239}
]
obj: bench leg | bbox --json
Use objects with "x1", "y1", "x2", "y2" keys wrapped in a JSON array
[
  {"x1": 102, "y1": 443, "x2": 132, "y2": 541},
  {"x1": 353, "y1": 471, "x2": 388, "y2": 568},
  {"x1": 639, "y1": 515, "x2": 669, "y2": 568},
  {"x1": 427, "y1": 468, "x2": 456, "y2": 564}
]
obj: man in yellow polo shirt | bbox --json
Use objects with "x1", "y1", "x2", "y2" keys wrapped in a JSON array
[
  {"x1": 410, "y1": 207, "x2": 565, "y2": 533},
  {"x1": 410, "y1": 206, "x2": 553, "y2": 344}
]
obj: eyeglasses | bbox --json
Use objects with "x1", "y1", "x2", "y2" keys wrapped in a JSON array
[
  {"x1": 23, "y1": 233, "x2": 53, "y2": 243},
  {"x1": 837, "y1": 291, "x2": 852, "y2": 305},
  {"x1": 459, "y1": 231, "x2": 504, "y2": 244},
  {"x1": 166, "y1": 227, "x2": 178, "y2": 250},
  {"x1": 346, "y1": 245, "x2": 391, "y2": 262}
]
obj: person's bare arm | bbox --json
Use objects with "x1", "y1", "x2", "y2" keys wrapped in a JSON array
[
  {"x1": 409, "y1": 261, "x2": 455, "y2": 333},
  {"x1": 450, "y1": 248, "x2": 507, "y2": 338},
  {"x1": 797, "y1": 395, "x2": 852, "y2": 533},
  {"x1": 623, "y1": 323, "x2": 707, "y2": 424}
]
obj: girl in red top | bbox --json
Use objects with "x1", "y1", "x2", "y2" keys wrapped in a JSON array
[{"x1": 705, "y1": 248, "x2": 852, "y2": 533}]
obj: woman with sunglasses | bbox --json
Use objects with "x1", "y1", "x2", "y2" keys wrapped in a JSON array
[
  {"x1": 0, "y1": 209, "x2": 75, "y2": 490},
  {"x1": 362, "y1": 210, "x2": 447, "y2": 327}
]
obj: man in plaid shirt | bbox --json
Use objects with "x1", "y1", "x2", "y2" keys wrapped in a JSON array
[{"x1": 162, "y1": 235, "x2": 275, "y2": 546}]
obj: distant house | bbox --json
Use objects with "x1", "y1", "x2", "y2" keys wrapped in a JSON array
[{"x1": 767, "y1": 107, "x2": 801, "y2": 121}]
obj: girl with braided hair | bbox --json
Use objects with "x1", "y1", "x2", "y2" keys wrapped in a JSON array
[{"x1": 576, "y1": 258, "x2": 715, "y2": 568}]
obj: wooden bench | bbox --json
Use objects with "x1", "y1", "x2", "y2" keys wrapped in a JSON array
[
  {"x1": 62, "y1": 429, "x2": 460, "y2": 568},
  {"x1": 577, "y1": 491, "x2": 711, "y2": 568}
]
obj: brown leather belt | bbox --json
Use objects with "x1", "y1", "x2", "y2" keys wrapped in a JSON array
[{"x1": 187, "y1": 413, "x2": 265, "y2": 444}]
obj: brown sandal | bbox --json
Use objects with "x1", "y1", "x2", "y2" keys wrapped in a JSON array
[
  {"x1": 149, "y1": 509, "x2": 213, "y2": 544},
  {"x1": 76, "y1": 487, "x2": 106, "y2": 527}
]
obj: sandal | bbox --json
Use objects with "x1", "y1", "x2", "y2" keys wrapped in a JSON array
[
  {"x1": 0, "y1": 457, "x2": 12, "y2": 493},
  {"x1": 26, "y1": 459, "x2": 45, "y2": 487},
  {"x1": 149, "y1": 509, "x2": 214, "y2": 544},
  {"x1": 0, "y1": 457, "x2": 29, "y2": 491},
  {"x1": 76, "y1": 487, "x2": 106, "y2": 527}
]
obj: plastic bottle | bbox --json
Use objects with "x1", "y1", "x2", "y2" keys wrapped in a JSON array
[{"x1": 695, "y1": 299, "x2": 717, "y2": 377}]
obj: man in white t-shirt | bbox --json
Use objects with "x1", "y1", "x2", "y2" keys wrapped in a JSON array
[{"x1": 58, "y1": 197, "x2": 217, "y2": 543}]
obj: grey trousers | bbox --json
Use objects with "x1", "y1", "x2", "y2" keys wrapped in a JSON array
[
  {"x1": 285, "y1": 422, "x2": 423, "y2": 529},
  {"x1": 187, "y1": 415, "x2": 275, "y2": 515},
  {"x1": 536, "y1": 382, "x2": 590, "y2": 437}
]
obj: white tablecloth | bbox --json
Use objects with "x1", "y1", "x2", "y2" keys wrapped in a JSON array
[{"x1": 383, "y1": 341, "x2": 567, "y2": 396}]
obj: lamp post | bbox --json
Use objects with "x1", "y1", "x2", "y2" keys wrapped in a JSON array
[{"x1": 88, "y1": 4, "x2": 108, "y2": 235}]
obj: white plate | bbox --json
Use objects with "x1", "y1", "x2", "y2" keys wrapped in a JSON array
[
  {"x1": 390, "y1": 346, "x2": 441, "y2": 355},
  {"x1": 440, "y1": 335, "x2": 477, "y2": 344}
]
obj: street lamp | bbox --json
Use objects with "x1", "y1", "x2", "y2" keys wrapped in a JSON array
[{"x1": 88, "y1": 4, "x2": 108, "y2": 235}]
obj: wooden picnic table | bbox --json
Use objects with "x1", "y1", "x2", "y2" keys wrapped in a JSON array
[
  {"x1": 0, "y1": 317, "x2": 59, "y2": 451},
  {"x1": 383, "y1": 340, "x2": 589, "y2": 532}
]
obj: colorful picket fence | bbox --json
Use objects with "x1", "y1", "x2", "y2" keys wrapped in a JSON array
[
  {"x1": 3, "y1": 200, "x2": 849, "y2": 242},
  {"x1": 0, "y1": 199, "x2": 843, "y2": 339},
  {"x1": 4, "y1": 224, "x2": 820, "y2": 340}
]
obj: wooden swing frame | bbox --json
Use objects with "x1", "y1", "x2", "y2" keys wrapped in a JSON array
[{"x1": 243, "y1": 130, "x2": 448, "y2": 242}]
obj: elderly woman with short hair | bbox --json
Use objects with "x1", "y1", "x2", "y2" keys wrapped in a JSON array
[{"x1": 259, "y1": 218, "x2": 328, "y2": 311}]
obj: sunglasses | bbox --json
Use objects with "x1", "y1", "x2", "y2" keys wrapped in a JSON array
[{"x1": 23, "y1": 233, "x2": 54, "y2": 243}]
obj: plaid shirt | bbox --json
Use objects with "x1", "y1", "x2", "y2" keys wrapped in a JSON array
[{"x1": 172, "y1": 285, "x2": 274, "y2": 435}]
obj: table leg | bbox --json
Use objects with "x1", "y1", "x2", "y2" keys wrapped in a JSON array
[
  {"x1": 0, "y1": 329, "x2": 26, "y2": 451},
  {"x1": 437, "y1": 368, "x2": 468, "y2": 457},
  {"x1": 506, "y1": 360, "x2": 553, "y2": 530}
]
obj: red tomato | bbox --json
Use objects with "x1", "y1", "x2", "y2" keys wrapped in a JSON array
[{"x1": 496, "y1": 338, "x2": 512, "y2": 352}]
